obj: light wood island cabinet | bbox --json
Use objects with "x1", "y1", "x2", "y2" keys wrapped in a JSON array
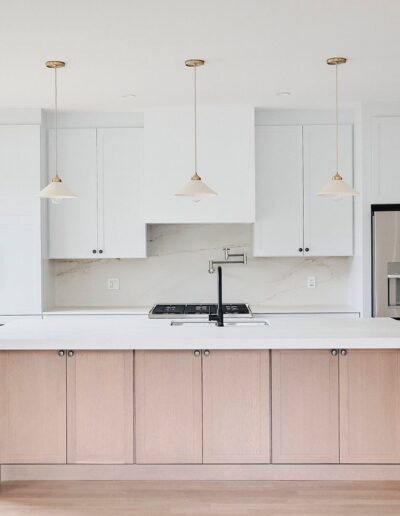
[
  {"x1": 339, "y1": 349, "x2": 400, "y2": 463},
  {"x1": 202, "y1": 350, "x2": 270, "y2": 464},
  {"x1": 67, "y1": 350, "x2": 134, "y2": 464},
  {"x1": 0, "y1": 351, "x2": 66, "y2": 464},
  {"x1": 135, "y1": 350, "x2": 203, "y2": 464},
  {"x1": 271, "y1": 350, "x2": 339, "y2": 463}
]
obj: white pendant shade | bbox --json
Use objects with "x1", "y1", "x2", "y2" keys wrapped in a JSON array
[
  {"x1": 175, "y1": 173, "x2": 217, "y2": 199},
  {"x1": 318, "y1": 173, "x2": 358, "y2": 197},
  {"x1": 39, "y1": 176, "x2": 77, "y2": 199}
]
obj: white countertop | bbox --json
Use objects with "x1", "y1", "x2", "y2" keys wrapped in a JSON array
[
  {"x1": 0, "y1": 315, "x2": 398, "y2": 350},
  {"x1": 42, "y1": 304, "x2": 359, "y2": 315}
]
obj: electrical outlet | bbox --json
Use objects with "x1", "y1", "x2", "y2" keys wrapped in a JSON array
[
  {"x1": 107, "y1": 278, "x2": 120, "y2": 290},
  {"x1": 307, "y1": 276, "x2": 316, "y2": 289}
]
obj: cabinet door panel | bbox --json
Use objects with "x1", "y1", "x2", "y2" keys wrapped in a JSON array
[
  {"x1": 340, "y1": 350, "x2": 400, "y2": 463},
  {"x1": 0, "y1": 351, "x2": 66, "y2": 463},
  {"x1": 254, "y1": 126, "x2": 304, "y2": 257},
  {"x1": 48, "y1": 129, "x2": 98, "y2": 258},
  {"x1": 97, "y1": 128, "x2": 146, "y2": 258},
  {"x1": 272, "y1": 350, "x2": 339, "y2": 463},
  {"x1": 303, "y1": 124, "x2": 353, "y2": 256},
  {"x1": 135, "y1": 351, "x2": 202, "y2": 464},
  {"x1": 203, "y1": 350, "x2": 270, "y2": 463},
  {"x1": 67, "y1": 351, "x2": 134, "y2": 464},
  {"x1": 0, "y1": 125, "x2": 41, "y2": 314}
]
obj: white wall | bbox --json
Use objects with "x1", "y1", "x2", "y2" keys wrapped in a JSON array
[{"x1": 51, "y1": 224, "x2": 353, "y2": 309}]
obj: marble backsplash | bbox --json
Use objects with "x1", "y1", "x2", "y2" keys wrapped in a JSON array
[{"x1": 51, "y1": 224, "x2": 353, "y2": 308}]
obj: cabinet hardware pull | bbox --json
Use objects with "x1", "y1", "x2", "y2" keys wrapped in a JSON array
[
  {"x1": 99, "y1": 249, "x2": 103, "y2": 254},
  {"x1": 204, "y1": 350, "x2": 210, "y2": 356},
  {"x1": 58, "y1": 350, "x2": 65, "y2": 357},
  {"x1": 330, "y1": 349, "x2": 338, "y2": 356},
  {"x1": 305, "y1": 247, "x2": 310, "y2": 252},
  {"x1": 340, "y1": 349, "x2": 347, "y2": 356},
  {"x1": 298, "y1": 248, "x2": 303, "y2": 252},
  {"x1": 67, "y1": 350, "x2": 75, "y2": 357},
  {"x1": 193, "y1": 350, "x2": 200, "y2": 357},
  {"x1": 92, "y1": 249, "x2": 97, "y2": 254}
]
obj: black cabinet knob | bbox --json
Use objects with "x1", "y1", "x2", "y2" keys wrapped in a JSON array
[
  {"x1": 99, "y1": 249, "x2": 103, "y2": 254},
  {"x1": 298, "y1": 248, "x2": 303, "y2": 252},
  {"x1": 305, "y1": 247, "x2": 310, "y2": 252},
  {"x1": 92, "y1": 249, "x2": 97, "y2": 254}
]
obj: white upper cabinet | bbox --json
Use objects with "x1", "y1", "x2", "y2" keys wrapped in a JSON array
[
  {"x1": 254, "y1": 126, "x2": 304, "y2": 257},
  {"x1": 254, "y1": 124, "x2": 354, "y2": 257},
  {"x1": 48, "y1": 127, "x2": 146, "y2": 259},
  {"x1": 371, "y1": 117, "x2": 400, "y2": 203},
  {"x1": 97, "y1": 129, "x2": 146, "y2": 258},
  {"x1": 143, "y1": 108, "x2": 255, "y2": 223},
  {"x1": 48, "y1": 129, "x2": 98, "y2": 259},
  {"x1": 303, "y1": 125, "x2": 353, "y2": 256},
  {"x1": 0, "y1": 125, "x2": 42, "y2": 314}
]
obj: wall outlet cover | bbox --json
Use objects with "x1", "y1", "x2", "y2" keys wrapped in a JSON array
[
  {"x1": 307, "y1": 276, "x2": 316, "y2": 289},
  {"x1": 107, "y1": 278, "x2": 120, "y2": 290}
]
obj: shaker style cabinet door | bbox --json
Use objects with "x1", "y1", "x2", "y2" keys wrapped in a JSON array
[
  {"x1": 271, "y1": 350, "x2": 339, "y2": 463},
  {"x1": 340, "y1": 350, "x2": 400, "y2": 463},
  {"x1": 135, "y1": 350, "x2": 202, "y2": 464},
  {"x1": 67, "y1": 351, "x2": 134, "y2": 464},
  {"x1": 202, "y1": 350, "x2": 270, "y2": 463},
  {"x1": 97, "y1": 128, "x2": 146, "y2": 258},
  {"x1": 0, "y1": 351, "x2": 66, "y2": 464},
  {"x1": 48, "y1": 128, "x2": 98, "y2": 259},
  {"x1": 254, "y1": 125, "x2": 304, "y2": 257},
  {"x1": 303, "y1": 124, "x2": 354, "y2": 256}
]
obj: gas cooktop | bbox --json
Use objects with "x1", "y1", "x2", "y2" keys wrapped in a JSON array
[{"x1": 148, "y1": 303, "x2": 252, "y2": 318}]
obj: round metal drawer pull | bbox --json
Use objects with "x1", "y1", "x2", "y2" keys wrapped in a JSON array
[
  {"x1": 340, "y1": 349, "x2": 347, "y2": 356},
  {"x1": 58, "y1": 350, "x2": 65, "y2": 357},
  {"x1": 193, "y1": 350, "x2": 200, "y2": 357},
  {"x1": 67, "y1": 350, "x2": 75, "y2": 357},
  {"x1": 204, "y1": 350, "x2": 210, "y2": 356},
  {"x1": 330, "y1": 349, "x2": 338, "y2": 356}
]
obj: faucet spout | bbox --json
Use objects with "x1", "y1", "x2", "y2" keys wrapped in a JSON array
[{"x1": 209, "y1": 266, "x2": 224, "y2": 326}]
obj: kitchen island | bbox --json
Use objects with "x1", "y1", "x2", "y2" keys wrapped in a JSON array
[{"x1": 1, "y1": 315, "x2": 400, "y2": 483}]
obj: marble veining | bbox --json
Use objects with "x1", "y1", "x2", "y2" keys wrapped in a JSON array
[{"x1": 52, "y1": 224, "x2": 353, "y2": 308}]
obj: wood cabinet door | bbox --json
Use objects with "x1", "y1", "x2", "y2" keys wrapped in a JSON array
[
  {"x1": 67, "y1": 351, "x2": 134, "y2": 464},
  {"x1": 254, "y1": 125, "x2": 304, "y2": 257},
  {"x1": 203, "y1": 350, "x2": 270, "y2": 463},
  {"x1": 0, "y1": 351, "x2": 66, "y2": 463},
  {"x1": 303, "y1": 124, "x2": 354, "y2": 257},
  {"x1": 48, "y1": 128, "x2": 98, "y2": 259},
  {"x1": 340, "y1": 350, "x2": 400, "y2": 463},
  {"x1": 135, "y1": 350, "x2": 202, "y2": 464},
  {"x1": 272, "y1": 350, "x2": 339, "y2": 463},
  {"x1": 97, "y1": 128, "x2": 147, "y2": 258}
]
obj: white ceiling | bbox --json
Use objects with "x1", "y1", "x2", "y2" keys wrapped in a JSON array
[{"x1": 1, "y1": 0, "x2": 400, "y2": 111}]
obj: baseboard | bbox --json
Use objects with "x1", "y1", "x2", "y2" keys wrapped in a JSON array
[{"x1": 3, "y1": 464, "x2": 400, "y2": 481}]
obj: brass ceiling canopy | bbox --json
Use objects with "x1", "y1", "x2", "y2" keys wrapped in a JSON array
[
  {"x1": 326, "y1": 57, "x2": 347, "y2": 66},
  {"x1": 185, "y1": 59, "x2": 205, "y2": 68},
  {"x1": 45, "y1": 61, "x2": 66, "y2": 69}
]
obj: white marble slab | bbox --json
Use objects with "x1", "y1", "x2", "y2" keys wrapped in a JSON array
[{"x1": 0, "y1": 315, "x2": 399, "y2": 350}]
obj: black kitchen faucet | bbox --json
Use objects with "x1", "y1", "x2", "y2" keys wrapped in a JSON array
[{"x1": 209, "y1": 266, "x2": 224, "y2": 327}]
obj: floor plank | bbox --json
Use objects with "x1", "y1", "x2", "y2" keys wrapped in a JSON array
[{"x1": 1, "y1": 481, "x2": 400, "y2": 515}]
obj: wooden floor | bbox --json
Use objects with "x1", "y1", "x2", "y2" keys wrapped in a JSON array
[{"x1": 1, "y1": 480, "x2": 400, "y2": 515}]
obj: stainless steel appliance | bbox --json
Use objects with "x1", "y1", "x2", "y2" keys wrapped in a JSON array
[
  {"x1": 148, "y1": 303, "x2": 252, "y2": 319},
  {"x1": 372, "y1": 204, "x2": 400, "y2": 317}
]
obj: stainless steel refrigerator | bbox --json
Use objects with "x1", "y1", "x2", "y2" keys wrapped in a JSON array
[{"x1": 372, "y1": 205, "x2": 400, "y2": 317}]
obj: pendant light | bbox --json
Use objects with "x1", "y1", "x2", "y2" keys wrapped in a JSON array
[
  {"x1": 39, "y1": 60, "x2": 77, "y2": 204},
  {"x1": 175, "y1": 59, "x2": 217, "y2": 200},
  {"x1": 317, "y1": 57, "x2": 358, "y2": 198}
]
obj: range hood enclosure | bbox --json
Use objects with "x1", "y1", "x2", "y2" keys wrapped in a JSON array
[{"x1": 143, "y1": 107, "x2": 255, "y2": 223}]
